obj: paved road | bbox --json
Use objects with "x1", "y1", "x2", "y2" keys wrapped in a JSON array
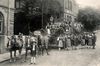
[{"x1": 0, "y1": 31, "x2": 100, "y2": 66}]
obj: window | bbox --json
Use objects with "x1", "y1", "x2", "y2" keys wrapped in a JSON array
[
  {"x1": 69, "y1": 1, "x2": 72, "y2": 11},
  {"x1": 67, "y1": 15, "x2": 69, "y2": 22},
  {"x1": 69, "y1": 16, "x2": 72, "y2": 22},
  {"x1": 65, "y1": 14, "x2": 67, "y2": 21},
  {"x1": 15, "y1": 0, "x2": 20, "y2": 8},
  {"x1": 0, "y1": 22, "x2": 1, "y2": 32},
  {"x1": 65, "y1": 0, "x2": 68, "y2": 9},
  {"x1": 15, "y1": 0, "x2": 22, "y2": 8},
  {"x1": 67, "y1": 0, "x2": 72, "y2": 11},
  {"x1": 68, "y1": 0, "x2": 70, "y2": 10},
  {"x1": 67, "y1": 15, "x2": 72, "y2": 24},
  {"x1": 0, "y1": 12, "x2": 4, "y2": 33}
]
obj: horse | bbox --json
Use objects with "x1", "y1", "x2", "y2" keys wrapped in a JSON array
[
  {"x1": 39, "y1": 29, "x2": 50, "y2": 55},
  {"x1": 24, "y1": 36, "x2": 31, "y2": 61},
  {"x1": 37, "y1": 35, "x2": 42, "y2": 55},
  {"x1": 7, "y1": 35, "x2": 23, "y2": 62},
  {"x1": 24, "y1": 35, "x2": 38, "y2": 62},
  {"x1": 16, "y1": 35, "x2": 23, "y2": 58}
]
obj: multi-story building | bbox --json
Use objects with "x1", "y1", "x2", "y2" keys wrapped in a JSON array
[
  {"x1": 49, "y1": 0, "x2": 79, "y2": 34},
  {"x1": 0, "y1": 0, "x2": 78, "y2": 53},
  {"x1": 15, "y1": 0, "x2": 78, "y2": 24},
  {"x1": 14, "y1": 0, "x2": 78, "y2": 31},
  {"x1": 53, "y1": 0, "x2": 79, "y2": 23},
  {"x1": 64, "y1": 0, "x2": 78, "y2": 23},
  {"x1": 0, "y1": 0, "x2": 15, "y2": 53}
]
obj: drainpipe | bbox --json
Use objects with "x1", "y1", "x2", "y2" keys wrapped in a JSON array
[{"x1": 7, "y1": 0, "x2": 10, "y2": 36}]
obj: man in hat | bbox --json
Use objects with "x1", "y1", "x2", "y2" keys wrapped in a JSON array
[{"x1": 92, "y1": 32, "x2": 96, "y2": 49}]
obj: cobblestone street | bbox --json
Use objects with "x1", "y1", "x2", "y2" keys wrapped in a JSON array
[{"x1": 0, "y1": 49, "x2": 99, "y2": 66}]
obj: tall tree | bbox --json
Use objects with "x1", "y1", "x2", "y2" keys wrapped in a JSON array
[
  {"x1": 43, "y1": 0, "x2": 63, "y2": 19},
  {"x1": 15, "y1": 0, "x2": 63, "y2": 34},
  {"x1": 77, "y1": 7, "x2": 100, "y2": 31}
]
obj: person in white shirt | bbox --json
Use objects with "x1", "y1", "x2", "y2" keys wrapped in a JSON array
[
  {"x1": 46, "y1": 24, "x2": 51, "y2": 37},
  {"x1": 30, "y1": 35, "x2": 37, "y2": 64}
]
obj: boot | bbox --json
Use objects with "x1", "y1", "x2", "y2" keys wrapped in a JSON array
[
  {"x1": 59, "y1": 48, "x2": 61, "y2": 51},
  {"x1": 14, "y1": 58, "x2": 16, "y2": 62},
  {"x1": 33, "y1": 57, "x2": 36, "y2": 64},
  {"x1": 30, "y1": 57, "x2": 33, "y2": 64}
]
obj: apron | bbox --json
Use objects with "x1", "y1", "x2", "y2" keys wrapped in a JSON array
[{"x1": 58, "y1": 39, "x2": 63, "y2": 47}]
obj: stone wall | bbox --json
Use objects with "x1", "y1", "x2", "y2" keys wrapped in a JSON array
[{"x1": 0, "y1": 0, "x2": 15, "y2": 53}]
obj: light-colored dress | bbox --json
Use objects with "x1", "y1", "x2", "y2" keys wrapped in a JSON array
[{"x1": 57, "y1": 37, "x2": 63, "y2": 48}]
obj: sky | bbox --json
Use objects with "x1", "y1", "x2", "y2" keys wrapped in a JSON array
[{"x1": 76, "y1": 0, "x2": 100, "y2": 9}]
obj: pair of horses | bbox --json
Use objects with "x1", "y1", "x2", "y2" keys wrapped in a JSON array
[
  {"x1": 7, "y1": 29, "x2": 50, "y2": 62},
  {"x1": 7, "y1": 35, "x2": 23, "y2": 62}
]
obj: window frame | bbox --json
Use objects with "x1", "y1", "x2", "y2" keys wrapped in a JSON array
[{"x1": 0, "y1": 12, "x2": 4, "y2": 34}]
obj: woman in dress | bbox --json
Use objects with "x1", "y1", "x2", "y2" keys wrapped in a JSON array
[
  {"x1": 57, "y1": 34, "x2": 64, "y2": 51},
  {"x1": 92, "y1": 32, "x2": 96, "y2": 49},
  {"x1": 81, "y1": 33, "x2": 86, "y2": 49},
  {"x1": 66, "y1": 34, "x2": 71, "y2": 50},
  {"x1": 88, "y1": 33, "x2": 93, "y2": 48}
]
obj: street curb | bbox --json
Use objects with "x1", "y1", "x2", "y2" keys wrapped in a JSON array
[
  {"x1": 0, "y1": 59, "x2": 10, "y2": 63},
  {"x1": 0, "y1": 51, "x2": 26, "y2": 63}
]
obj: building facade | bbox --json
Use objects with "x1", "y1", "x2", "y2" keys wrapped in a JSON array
[
  {"x1": 14, "y1": 0, "x2": 78, "y2": 32},
  {"x1": 55, "y1": 0, "x2": 78, "y2": 23},
  {"x1": 49, "y1": 0, "x2": 78, "y2": 34},
  {"x1": 0, "y1": 0, "x2": 15, "y2": 53},
  {"x1": 15, "y1": 0, "x2": 78, "y2": 22},
  {"x1": 64, "y1": 0, "x2": 78, "y2": 23}
]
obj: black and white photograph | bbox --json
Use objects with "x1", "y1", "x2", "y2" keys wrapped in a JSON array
[{"x1": 0, "y1": 0, "x2": 100, "y2": 66}]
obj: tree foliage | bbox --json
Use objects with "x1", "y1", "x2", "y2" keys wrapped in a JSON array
[
  {"x1": 77, "y1": 7, "x2": 100, "y2": 31},
  {"x1": 15, "y1": 0, "x2": 63, "y2": 34},
  {"x1": 21, "y1": 0, "x2": 63, "y2": 21},
  {"x1": 43, "y1": 0, "x2": 63, "y2": 18},
  {"x1": 21, "y1": 0, "x2": 41, "y2": 18}
]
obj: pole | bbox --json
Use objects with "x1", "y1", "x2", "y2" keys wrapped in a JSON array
[{"x1": 41, "y1": 0, "x2": 43, "y2": 28}]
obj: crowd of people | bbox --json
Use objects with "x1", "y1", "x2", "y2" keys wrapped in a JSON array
[
  {"x1": 57, "y1": 32, "x2": 96, "y2": 51},
  {"x1": 6, "y1": 27, "x2": 97, "y2": 64},
  {"x1": 7, "y1": 32, "x2": 50, "y2": 64}
]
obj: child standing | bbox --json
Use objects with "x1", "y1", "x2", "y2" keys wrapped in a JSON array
[{"x1": 30, "y1": 36, "x2": 37, "y2": 64}]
